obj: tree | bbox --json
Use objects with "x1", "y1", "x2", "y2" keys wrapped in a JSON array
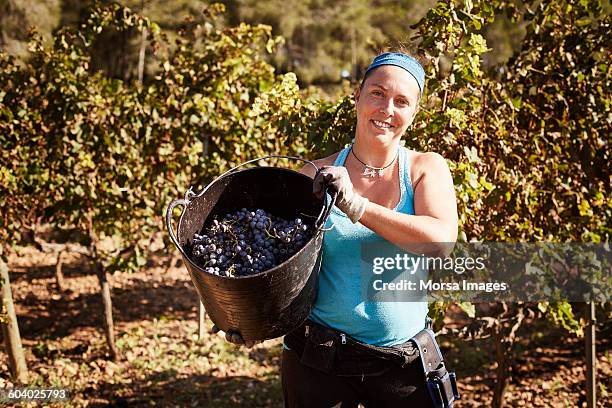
[
  {"x1": 0, "y1": 45, "x2": 44, "y2": 383},
  {"x1": 222, "y1": 0, "x2": 389, "y2": 84},
  {"x1": 0, "y1": 250, "x2": 28, "y2": 383}
]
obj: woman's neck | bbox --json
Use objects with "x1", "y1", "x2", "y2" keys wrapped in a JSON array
[{"x1": 351, "y1": 139, "x2": 399, "y2": 168}]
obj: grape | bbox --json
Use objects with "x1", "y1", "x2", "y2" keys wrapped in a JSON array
[{"x1": 186, "y1": 207, "x2": 315, "y2": 277}]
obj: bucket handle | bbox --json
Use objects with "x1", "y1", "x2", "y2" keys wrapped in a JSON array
[
  {"x1": 315, "y1": 191, "x2": 337, "y2": 230},
  {"x1": 210, "y1": 155, "x2": 320, "y2": 188},
  {"x1": 165, "y1": 198, "x2": 190, "y2": 258},
  {"x1": 203, "y1": 154, "x2": 335, "y2": 230}
]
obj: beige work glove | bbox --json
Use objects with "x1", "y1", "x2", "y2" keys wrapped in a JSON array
[{"x1": 313, "y1": 166, "x2": 369, "y2": 223}]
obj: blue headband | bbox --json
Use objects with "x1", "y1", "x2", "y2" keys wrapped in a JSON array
[{"x1": 364, "y1": 52, "x2": 425, "y2": 94}]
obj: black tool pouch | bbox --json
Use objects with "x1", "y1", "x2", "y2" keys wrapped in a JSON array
[
  {"x1": 412, "y1": 329, "x2": 460, "y2": 408},
  {"x1": 299, "y1": 324, "x2": 338, "y2": 374}
]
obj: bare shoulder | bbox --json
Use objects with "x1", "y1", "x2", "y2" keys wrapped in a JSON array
[
  {"x1": 299, "y1": 152, "x2": 341, "y2": 179},
  {"x1": 407, "y1": 150, "x2": 451, "y2": 188},
  {"x1": 410, "y1": 150, "x2": 449, "y2": 168}
]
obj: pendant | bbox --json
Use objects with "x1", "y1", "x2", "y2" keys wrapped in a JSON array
[{"x1": 363, "y1": 167, "x2": 383, "y2": 178}]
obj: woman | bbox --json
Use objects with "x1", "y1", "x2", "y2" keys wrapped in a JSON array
[
  {"x1": 281, "y1": 51, "x2": 458, "y2": 407},
  {"x1": 219, "y1": 51, "x2": 458, "y2": 407}
]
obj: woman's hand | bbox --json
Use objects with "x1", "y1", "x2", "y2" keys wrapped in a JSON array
[
  {"x1": 313, "y1": 166, "x2": 369, "y2": 223},
  {"x1": 211, "y1": 325, "x2": 262, "y2": 348}
]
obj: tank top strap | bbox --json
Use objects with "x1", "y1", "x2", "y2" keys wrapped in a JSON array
[
  {"x1": 399, "y1": 146, "x2": 414, "y2": 211},
  {"x1": 399, "y1": 146, "x2": 408, "y2": 197},
  {"x1": 333, "y1": 146, "x2": 352, "y2": 167}
]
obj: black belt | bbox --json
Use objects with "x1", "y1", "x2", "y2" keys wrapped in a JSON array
[{"x1": 284, "y1": 319, "x2": 420, "y2": 377}]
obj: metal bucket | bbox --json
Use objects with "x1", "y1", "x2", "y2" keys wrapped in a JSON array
[{"x1": 166, "y1": 156, "x2": 334, "y2": 341}]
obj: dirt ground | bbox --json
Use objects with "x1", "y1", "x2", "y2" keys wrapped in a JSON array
[{"x1": 1, "y1": 245, "x2": 610, "y2": 407}]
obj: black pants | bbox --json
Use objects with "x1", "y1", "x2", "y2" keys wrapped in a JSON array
[{"x1": 281, "y1": 347, "x2": 434, "y2": 408}]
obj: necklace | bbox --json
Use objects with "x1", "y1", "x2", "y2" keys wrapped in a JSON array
[{"x1": 350, "y1": 146, "x2": 399, "y2": 178}]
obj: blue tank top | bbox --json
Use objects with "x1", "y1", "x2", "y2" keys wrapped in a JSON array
[{"x1": 309, "y1": 145, "x2": 429, "y2": 346}]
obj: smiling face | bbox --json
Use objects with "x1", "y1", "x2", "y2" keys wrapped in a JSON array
[{"x1": 354, "y1": 65, "x2": 421, "y2": 147}]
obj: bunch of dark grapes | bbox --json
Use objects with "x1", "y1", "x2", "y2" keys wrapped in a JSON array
[{"x1": 188, "y1": 208, "x2": 314, "y2": 277}]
